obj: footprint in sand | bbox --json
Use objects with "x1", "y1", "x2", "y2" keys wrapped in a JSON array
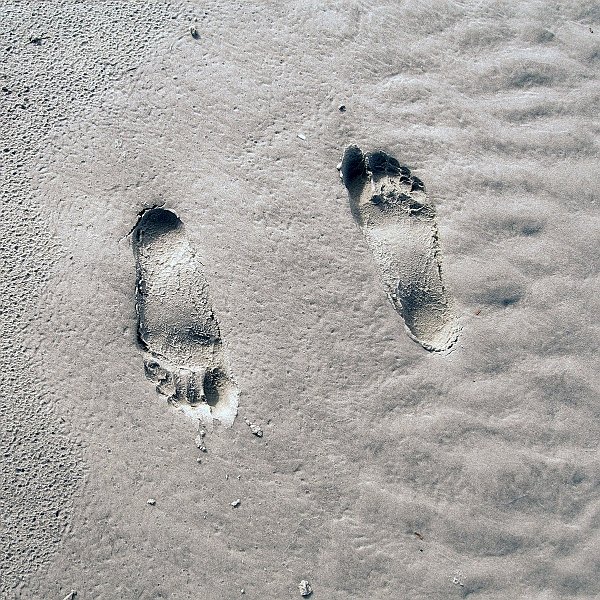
[
  {"x1": 131, "y1": 207, "x2": 238, "y2": 427},
  {"x1": 339, "y1": 145, "x2": 459, "y2": 352}
]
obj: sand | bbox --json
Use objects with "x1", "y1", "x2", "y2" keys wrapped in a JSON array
[{"x1": 2, "y1": 1, "x2": 599, "y2": 598}]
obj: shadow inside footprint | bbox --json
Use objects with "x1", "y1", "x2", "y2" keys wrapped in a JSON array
[
  {"x1": 339, "y1": 145, "x2": 459, "y2": 352},
  {"x1": 132, "y1": 207, "x2": 238, "y2": 427}
]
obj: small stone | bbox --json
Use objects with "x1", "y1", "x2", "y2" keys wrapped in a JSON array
[
  {"x1": 147, "y1": 498, "x2": 156, "y2": 506},
  {"x1": 190, "y1": 26, "x2": 199, "y2": 39},
  {"x1": 298, "y1": 580, "x2": 312, "y2": 596},
  {"x1": 195, "y1": 435, "x2": 207, "y2": 451},
  {"x1": 231, "y1": 499, "x2": 241, "y2": 508},
  {"x1": 297, "y1": 133, "x2": 306, "y2": 140},
  {"x1": 196, "y1": 458, "x2": 202, "y2": 463},
  {"x1": 244, "y1": 418, "x2": 263, "y2": 437},
  {"x1": 338, "y1": 104, "x2": 346, "y2": 112},
  {"x1": 195, "y1": 428, "x2": 208, "y2": 450}
]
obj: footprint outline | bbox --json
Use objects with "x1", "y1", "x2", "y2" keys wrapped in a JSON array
[
  {"x1": 131, "y1": 207, "x2": 239, "y2": 427},
  {"x1": 339, "y1": 145, "x2": 460, "y2": 353}
]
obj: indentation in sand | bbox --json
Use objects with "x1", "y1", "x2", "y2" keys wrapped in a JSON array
[
  {"x1": 340, "y1": 145, "x2": 459, "y2": 352},
  {"x1": 131, "y1": 208, "x2": 238, "y2": 427}
]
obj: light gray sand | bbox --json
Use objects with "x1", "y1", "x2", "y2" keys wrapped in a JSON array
[{"x1": 2, "y1": 1, "x2": 600, "y2": 598}]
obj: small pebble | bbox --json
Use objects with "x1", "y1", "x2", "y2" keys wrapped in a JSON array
[
  {"x1": 244, "y1": 418, "x2": 263, "y2": 437},
  {"x1": 298, "y1": 580, "x2": 313, "y2": 597},
  {"x1": 195, "y1": 429, "x2": 208, "y2": 451},
  {"x1": 147, "y1": 498, "x2": 156, "y2": 506},
  {"x1": 297, "y1": 133, "x2": 306, "y2": 140},
  {"x1": 190, "y1": 26, "x2": 199, "y2": 39},
  {"x1": 231, "y1": 499, "x2": 241, "y2": 508},
  {"x1": 338, "y1": 104, "x2": 346, "y2": 112}
]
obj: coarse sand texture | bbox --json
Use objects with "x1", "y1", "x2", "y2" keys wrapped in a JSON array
[
  {"x1": 132, "y1": 207, "x2": 238, "y2": 427},
  {"x1": 340, "y1": 145, "x2": 459, "y2": 352}
]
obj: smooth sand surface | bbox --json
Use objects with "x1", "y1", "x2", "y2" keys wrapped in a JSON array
[{"x1": 2, "y1": 1, "x2": 599, "y2": 598}]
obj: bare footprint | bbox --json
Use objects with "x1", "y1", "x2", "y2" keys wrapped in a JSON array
[
  {"x1": 132, "y1": 208, "x2": 238, "y2": 426},
  {"x1": 339, "y1": 146, "x2": 459, "y2": 352}
]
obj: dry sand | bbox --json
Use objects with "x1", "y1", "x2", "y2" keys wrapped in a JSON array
[{"x1": 2, "y1": 1, "x2": 599, "y2": 598}]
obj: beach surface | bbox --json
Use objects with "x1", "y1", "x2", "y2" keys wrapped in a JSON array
[{"x1": 2, "y1": 1, "x2": 599, "y2": 598}]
